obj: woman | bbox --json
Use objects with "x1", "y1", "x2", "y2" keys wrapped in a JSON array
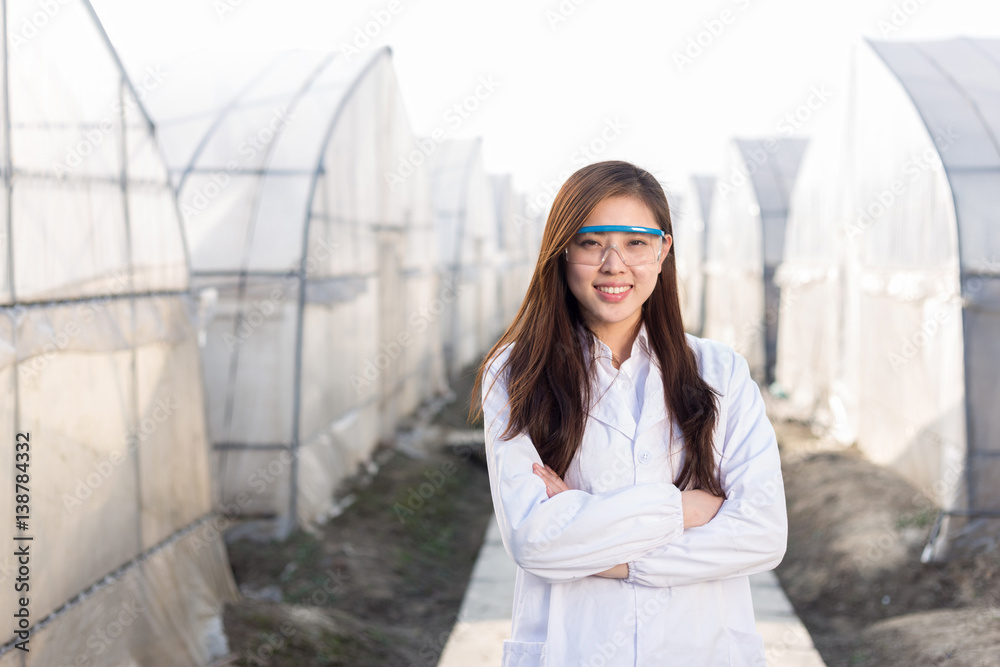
[{"x1": 470, "y1": 160, "x2": 787, "y2": 666}]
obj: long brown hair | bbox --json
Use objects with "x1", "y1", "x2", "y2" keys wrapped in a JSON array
[{"x1": 469, "y1": 160, "x2": 724, "y2": 496}]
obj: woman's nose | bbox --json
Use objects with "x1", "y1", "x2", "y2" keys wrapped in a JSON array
[{"x1": 600, "y1": 245, "x2": 628, "y2": 270}]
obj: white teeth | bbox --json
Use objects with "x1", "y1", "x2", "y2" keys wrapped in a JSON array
[{"x1": 597, "y1": 286, "x2": 631, "y2": 295}]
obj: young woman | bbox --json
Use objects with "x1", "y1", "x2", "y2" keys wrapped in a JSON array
[{"x1": 470, "y1": 161, "x2": 787, "y2": 666}]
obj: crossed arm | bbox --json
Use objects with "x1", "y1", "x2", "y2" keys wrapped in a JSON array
[
  {"x1": 531, "y1": 462, "x2": 725, "y2": 578},
  {"x1": 483, "y1": 348, "x2": 787, "y2": 587}
]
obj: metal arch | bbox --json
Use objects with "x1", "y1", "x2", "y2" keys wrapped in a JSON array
[
  {"x1": 174, "y1": 51, "x2": 292, "y2": 195},
  {"x1": 210, "y1": 51, "x2": 336, "y2": 530},
  {"x1": 290, "y1": 46, "x2": 393, "y2": 528},
  {"x1": 864, "y1": 37, "x2": 1000, "y2": 524}
]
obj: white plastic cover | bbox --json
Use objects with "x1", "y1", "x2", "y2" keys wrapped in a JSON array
[
  {"x1": 0, "y1": 0, "x2": 237, "y2": 660},
  {"x1": 150, "y1": 47, "x2": 445, "y2": 535},
  {"x1": 673, "y1": 175, "x2": 715, "y2": 335},
  {"x1": 703, "y1": 137, "x2": 808, "y2": 383},
  {"x1": 831, "y1": 38, "x2": 1000, "y2": 555},
  {"x1": 774, "y1": 96, "x2": 854, "y2": 437},
  {"x1": 429, "y1": 138, "x2": 502, "y2": 380}
]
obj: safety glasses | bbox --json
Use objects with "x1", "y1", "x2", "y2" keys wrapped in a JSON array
[{"x1": 563, "y1": 225, "x2": 667, "y2": 266}]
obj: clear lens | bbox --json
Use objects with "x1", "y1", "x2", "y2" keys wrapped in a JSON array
[{"x1": 565, "y1": 232, "x2": 662, "y2": 266}]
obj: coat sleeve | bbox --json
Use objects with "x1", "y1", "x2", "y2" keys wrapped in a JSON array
[
  {"x1": 483, "y1": 349, "x2": 685, "y2": 584},
  {"x1": 624, "y1": 349, "x2": 788, "y2": 589}
]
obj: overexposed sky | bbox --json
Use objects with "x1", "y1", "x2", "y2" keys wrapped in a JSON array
[{"x1": 91, "y1": 0, "x2": 1000, "y2": 202}]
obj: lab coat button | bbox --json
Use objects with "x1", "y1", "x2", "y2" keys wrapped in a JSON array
[{"x1": 638, "y1": 449, "x2": 651, "y2": 464}]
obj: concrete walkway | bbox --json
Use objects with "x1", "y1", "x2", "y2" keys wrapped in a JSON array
[{"x1": 438, "y1": 518, "x2": 825, "y2": 666}]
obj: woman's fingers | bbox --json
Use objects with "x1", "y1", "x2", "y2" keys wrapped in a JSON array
[{"x1": 532, "y1": 463, "x2": 568, "y2": 496}]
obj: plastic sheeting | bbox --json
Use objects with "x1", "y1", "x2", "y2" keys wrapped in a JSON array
[
  {"x1": 703, "y1": 137, "x2": 808, "y2": 383},
  {"x1": 673, "y1": 175, "x2": 715, "y2": 335},
  {"x1": 491, "y1": 174, "x2": 540, "y2": 331},
  {"x1": 773, "y1": 98, "x2": 855, "y2": 439},
  {"x1": 151, "y1": 47, "x2": 446, "y2": 536},
  {"x1": 835, "y1": 38, "x2": 1000, "y2": 556},
  {"x1": 0, "y1": 0, "x2": 237, "y2": 661},
  {"x1": 429, "y1": 138, "x2": 503, "y2": 380}
]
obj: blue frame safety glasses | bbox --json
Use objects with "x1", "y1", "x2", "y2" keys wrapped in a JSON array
[{"x1": 563, "y1": 225, "x2": 668, "y2": 266}]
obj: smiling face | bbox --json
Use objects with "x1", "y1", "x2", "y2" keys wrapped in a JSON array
[{"x1": 564, "y1": 195, "x2": 671, "y2": 338}]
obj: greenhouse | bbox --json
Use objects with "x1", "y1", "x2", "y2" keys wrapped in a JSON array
[
  {"x1": 837, "y1": 37, "x2": 1000, "y2": 557},
  {"x1": 429, "y1": 138, "x2": 504, "y2": 381},
  {"x1": 773, "y1": 106, "x2": 854, "y2": 437},
  {"x1": 672, "y1": 175, "x2": 716, "y2": 335},
  {"x1": 702, "y1": 137, "x2": 808, "y2": 383},
  {"x1": 491, "y1": 173, "x2": 541, "y2": 332},
  {"x1": 0, "y1": 0, "x2": 236, "y2": 663},
  {"x1": 149, "y1": 47, "x2": 446, "y2": 537}
]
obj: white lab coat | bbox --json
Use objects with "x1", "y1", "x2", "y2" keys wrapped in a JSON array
[{"x1": 481, "y1": 322, "x2": 787, "y2": 666}]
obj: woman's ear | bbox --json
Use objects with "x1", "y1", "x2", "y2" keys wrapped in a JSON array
[{"x1": 658, "y1": 234, "x2": 673, "y2": 272}]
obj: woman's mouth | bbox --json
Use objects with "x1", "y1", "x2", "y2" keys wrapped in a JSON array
[{"x1": 594, "y1": 284, "x2": 632, "y2": 301}]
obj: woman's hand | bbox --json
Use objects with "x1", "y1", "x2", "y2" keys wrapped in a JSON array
[
  {"x1": 532, "y1": 463, "x2": 629, "y2": 579},
  {"x1": 681, "y1": 489, "x2": 725, "y2": 529},
  {"x1": 593, "y1": 563, "x2": 629, "y2": 579},
  {"x1": 532, "y1": 462, "x2": 570, "y2": 498}
]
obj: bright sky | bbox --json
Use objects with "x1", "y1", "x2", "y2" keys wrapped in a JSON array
[{"x1": 91, "y1": 0, "x2": 1000, "y2": 203}]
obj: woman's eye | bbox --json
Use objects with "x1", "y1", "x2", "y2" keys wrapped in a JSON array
[{"x1": 580, "y1": 239, "x2": 600, "y2": 248}]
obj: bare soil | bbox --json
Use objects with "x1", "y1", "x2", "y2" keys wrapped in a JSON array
[
  {"x1": 212, "y1": 361, "x2": 494, "y2": 667},
  {"x1": 773, "y1": 420, "x2": 1000, "y2": 666}
]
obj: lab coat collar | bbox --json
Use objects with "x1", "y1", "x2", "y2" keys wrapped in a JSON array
[{"x1": 575, "y1": 320, "x2": 670, "y2": 439}]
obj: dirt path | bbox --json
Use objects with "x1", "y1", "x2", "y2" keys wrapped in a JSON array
[
  {"x1": 215, "y1": 361, "x2": 494, "y2": 666},
  {"x1": 773, "y1": 420, "x2": 1000, "y2": 666}
]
